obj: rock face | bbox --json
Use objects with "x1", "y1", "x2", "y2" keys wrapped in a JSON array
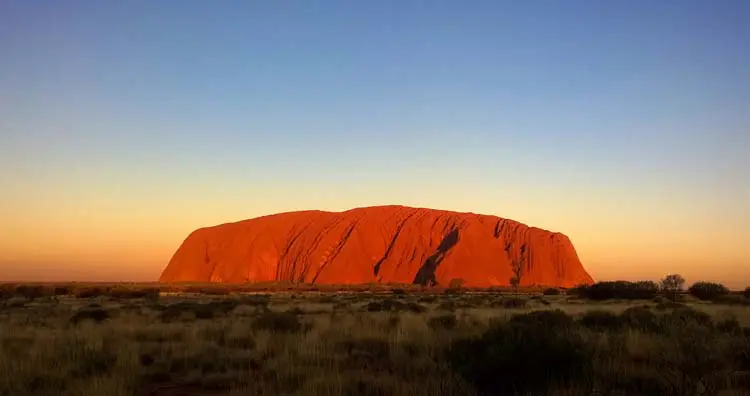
[{"x1": 159, "y1": 205, "x2": 594, "y2": 287}]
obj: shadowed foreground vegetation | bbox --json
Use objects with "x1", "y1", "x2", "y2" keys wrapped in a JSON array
[{"x1": 0, "y1": 281, "x2": 749, "y2": 395}]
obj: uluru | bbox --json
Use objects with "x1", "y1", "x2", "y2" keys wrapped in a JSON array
[{"x1": 159, "y1": 205, "x2": 594, "y2": 288}]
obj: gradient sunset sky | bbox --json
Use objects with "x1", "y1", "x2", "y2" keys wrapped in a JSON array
[{"x1": 1, "y1": 1, "x2": 748, "y2": 287}]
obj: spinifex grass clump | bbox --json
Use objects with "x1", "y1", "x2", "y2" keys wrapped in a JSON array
[{"x1": 449, "y1": 310, "x2": 592, "y2": 394}]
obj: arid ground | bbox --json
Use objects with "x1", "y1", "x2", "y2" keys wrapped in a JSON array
[{"x1": 1, "y1": 282, "x2": 749, "y2": 396}]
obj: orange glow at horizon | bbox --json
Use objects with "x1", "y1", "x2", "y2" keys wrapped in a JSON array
[{"x1": 1, "y1": 188, "x2": 748, "y2": 288}]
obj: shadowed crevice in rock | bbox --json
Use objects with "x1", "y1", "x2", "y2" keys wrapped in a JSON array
[{"x1": 413, "y1": 228, "x2": 459, "y2": 286}]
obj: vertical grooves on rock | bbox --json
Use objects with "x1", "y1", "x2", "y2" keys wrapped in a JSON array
[
  {"x1": 373, "y1": 208, "x2": 420, "y2": 277},
  {"x1": 391, "y1": 208, "x2": 431, "y2": 273},
  {"x1": 296, "y1": 216, "x2": 345, "y2": 282},
  {"x1": 310, "y1": 220, "x2": 358, "y2": 284},
  {"x1": 494, "y1": 219, "x2": 506, "y2": 239},
  {"x1": 279, "y1": 220, "x2": 315, "y2": 280}
]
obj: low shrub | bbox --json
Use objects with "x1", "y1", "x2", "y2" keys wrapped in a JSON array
[
  {"x1": 427, "y1": 313, "x2": 458, "y2": 330},
  {"x1": 417, "y1": 295, "x2": 437, "y2": 304},
  {"x1": 449, "y1": 310, "x2": 591, "y2": 394},
  {"x1": 715, "y1": 317, "x2": 742, "y2": 334},
  {"x1": 619, "y1": 306, "x2": 660, "y2": 332},
  {"x1": 667, "y1": 306, "x2": 713, "y2": 327},
  {"x1": 184, "y1": 286, "x2": 232, "y2": 295},
  {"x1": 73, "y1": 287, "x2": 108, "y2": 299},
  {"x1": 542, "y1": 287, "x2": 561, "y2": 296},
  {"x1": 252, "y1": 311, "x2": 309, "y2": 333},
  {"x1": 70, "y1": 308, "x2": 111, "y2": 324},
  {"x1": 688, "y1": 282, "x2": 729, "y2": 301},
  {"x1": 508, "y1": 309, "x2": 576, "y2": 328},
  {"x1": 366, "y1": 301, "x2": 385, "y2": 312},
  {"x1": 713, "y1": 294, "x2": 750, "y2": 306},
  {"x1": 578, "y1": 310, "x2": 623, "y2": 331},
  {"x1": 159, "y1": 301, "x2": 228, "y2": 321},
  {"x1": 573, "y1": 281, "x2": 659, "y2": 300},
  {"x1": 365, "y1": 298, "x2": 407, "y2": 312},
  {"x1": 12, "y1": 285, "x2": 54, "y2": 299},
  {"x1": 405, "y1": 302, "x2": 427, "y2": 313},
  {"x1": 238, "y1": 294, "x2": 271, "y2": 308},
  {"x1": 107, "y1": 287, "x2": 159, "y2": 300},
  {"x1": 335, "y1": 337, "x2": 391, "y2": 372},
  {"x1": 653, "y1": 296, "x2": 687, "y2": 310},
  {"x1": 437, "y1": 300, "x2": 458, "y2": 311},
  {"x1": 54, "y1": 285, "x2": 74, "y2": 296}
]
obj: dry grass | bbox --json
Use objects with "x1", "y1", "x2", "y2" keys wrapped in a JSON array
[{"x1": 0, "y1": 285, "x2": 749, "y2": 395}]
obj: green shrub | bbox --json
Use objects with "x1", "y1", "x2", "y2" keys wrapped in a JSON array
[
  {"x1": 107, "y1": 287, "x2": 159, "y2": 300},
  {"x1": 542, "y1": 287, "x2": 560, "y2": 296},
  {"x1": 667, "y1": 307, "x2": 713, "y2": 327},
  {"x1": 715, "y1": 317, "x2": 742, "y2": 334},
  {"x1": 252, "y1": 311, "x2": 308, "y2": 333},
  {"x1": 70, "y1": 308, "x2": 111, "y2": 324},
  {"x1": 13, "y1": 285, "x2": 54, "y2": 299},
  {"x1": 509, "y1": 309, "x2": 576, "y2": 328},
  {"x1": 652, "y1": 296, "x2": 687, "y2": 310},
  {"x1": 449, "y1": 310, "x2": 591, "y2": 394},
  {"x1": 574, "y1": 281, "x2": 658, "y2": 300},
  {"x1": 688, "y1": 282, "x2": 729, "y2": 301},
  {"x1": 405, "y1": 302, "x2": 427, "y2": 313},
  {"x1": 619, "y1": 306, "x2": 660, "y2": 332},
  {"x1": 73, "y1": 287, "x2": 107, "y2": 299},
  {"x1": 437, "y1": 300, "x2": 458, "y2": 311},
  {"x1": 238, "y1": 294, "x2": 271, "y2": 308},
  {"x1": 54, "y1": 285, "x2": 74, "y2": 296},
  {"x1": 428, "y1": 313, "x2": 458, "y2": 330},
  {"x1": 184, "y1": 286, "x2": 232, "y2": 295},
  {"x1": 335, "y1": 337, "x2": 391, "y2": 372},
  {"x1": 366, "y1": 298, "x2": 405, "y2": 312},
  {"x1": 714, "y1": 294, "x2": 750, "y2": 306},
  {"x1": 159, "y1": 301, "x2": 226, "y2": 321},
  {"x1": 578, "y1": 310, "x2": 623, "y2": 331}
]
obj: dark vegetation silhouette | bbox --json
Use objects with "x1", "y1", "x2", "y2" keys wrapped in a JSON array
[
  {"x1": 660, "y1": 274, "x2": 686, "y2": 301},
  {"x1": 689, "y1": 281, "x2": 730, "y2": 301},
  {"x1": 570, "y1": 280, "x2": 660, "y2": 300},
  {"x1": 0, "y1": 276, "x2": 749, "y2": 395}
]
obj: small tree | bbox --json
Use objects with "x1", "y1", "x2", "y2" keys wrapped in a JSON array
[
  {"x1": 509, "y1": 244, "x2": 526, "y2": 298},
  {"x1": 660, "y1": 274, "x2": 686, "y2": 301}
]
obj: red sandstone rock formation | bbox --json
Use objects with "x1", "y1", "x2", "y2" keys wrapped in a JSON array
[{"x1": 159, "y1": 205, "x2": 594, "y2": 287}]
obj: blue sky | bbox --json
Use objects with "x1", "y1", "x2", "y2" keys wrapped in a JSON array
[{"x1": 0, "y1": 1, "x2": 748, "y2": 284}]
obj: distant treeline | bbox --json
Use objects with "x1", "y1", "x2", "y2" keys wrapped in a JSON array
[{"x1": 1, "y1": 277, "x2": 749, "y2": 303}]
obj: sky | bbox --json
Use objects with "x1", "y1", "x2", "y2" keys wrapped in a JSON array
[{"x1": 0, "y1": 1, "x2": 748, "y2": 287}]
